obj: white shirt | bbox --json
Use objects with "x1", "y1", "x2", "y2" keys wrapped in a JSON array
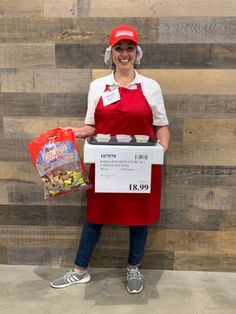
[{"x1": 85, "y1": 70, "x2": 169, "y2": 126}]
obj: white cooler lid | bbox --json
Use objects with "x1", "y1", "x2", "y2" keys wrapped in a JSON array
[{"x1": 83, "y1": 139, "x2": 164, "y2": 165}]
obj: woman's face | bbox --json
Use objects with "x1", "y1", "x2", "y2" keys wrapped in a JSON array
[{"x1": 111, "y1": 40, "x2": 137, "y2": 71}]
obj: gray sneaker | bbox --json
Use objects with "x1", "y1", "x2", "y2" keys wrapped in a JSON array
[
  {"x1": 50, "y1": 269, "x2": 91, "y2": 289},
  {"x1": 126, "y1": 267, "x2": 144, "y2": 294}
]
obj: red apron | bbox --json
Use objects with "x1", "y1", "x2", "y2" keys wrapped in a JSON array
[{"x1": 86, "y1": 84, "x2": 162, "y2": 226}]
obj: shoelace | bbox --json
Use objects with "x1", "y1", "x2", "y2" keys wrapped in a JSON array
[
  {"x1": 64, "y1": 269, "x2": 75, "y2": 281},
  {"x1": 127, "y1": 268, "x2": 143, "y2": 280}
]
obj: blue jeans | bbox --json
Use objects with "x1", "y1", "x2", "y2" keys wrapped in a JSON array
[{"x1": 74, "y1": 220, "x2": 148, "y2": 268}]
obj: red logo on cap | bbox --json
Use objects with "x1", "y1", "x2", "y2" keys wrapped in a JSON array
[
  {"x1": 110, "y1": 25, "x2": 138, "y2": 46},
  {"x1": 115, "y1": 30, "x2": 134, "y2": 38}
]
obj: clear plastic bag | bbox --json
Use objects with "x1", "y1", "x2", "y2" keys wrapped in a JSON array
[{"x1": 28, "y1": 128, "x2": 92, "y2": 199}]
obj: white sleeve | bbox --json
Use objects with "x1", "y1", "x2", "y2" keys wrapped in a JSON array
[
  {"x1": 84, "y1": 78, "x2": 108, "y2": 125},
  {"x1": 142, "y1": 80, "x2": 169, "y2": 126},
  {"x1": 84, "y1": 82, "x2": 96, "y2": 125}
]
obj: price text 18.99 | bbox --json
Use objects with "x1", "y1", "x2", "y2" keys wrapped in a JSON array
[{"x1": 129, "y1": 184, "x2": 149, "y2": 191}]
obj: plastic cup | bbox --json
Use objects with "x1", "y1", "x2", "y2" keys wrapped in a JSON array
[
  {"x1": 134, "y1": 135, "x2": 149, "y2": 143},
  {"x1": 116, "y1": 134, "x2": 131, "y2": 142},
  {"x1": 95, "y1": 134, "x2": 111, "y2": 142}
]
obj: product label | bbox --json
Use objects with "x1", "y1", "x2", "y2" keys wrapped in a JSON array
[
  {"x1": 36, "y1": 140, "x2": 79, "y2": 176},
  {"x1": 95, "y1": 147, "x2": 152, "y2": 193}
]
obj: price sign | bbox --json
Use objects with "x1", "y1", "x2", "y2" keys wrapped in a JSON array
[{"x1": 95, "y1": 147, "x2": 152, "y2": 193}]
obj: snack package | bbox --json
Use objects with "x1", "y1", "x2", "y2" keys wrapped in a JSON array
[{"x1": 28, "y1": 128, "x2": 92, "y2": 199}]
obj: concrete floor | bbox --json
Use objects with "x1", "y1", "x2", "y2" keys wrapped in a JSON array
[{"x1": 0, "y1": 265, "x2": 235, "y2": 314}]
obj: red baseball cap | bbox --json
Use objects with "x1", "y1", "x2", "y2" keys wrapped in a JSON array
[{"x1": 109, "y1": 25, "x2": 138, "y2": 46}]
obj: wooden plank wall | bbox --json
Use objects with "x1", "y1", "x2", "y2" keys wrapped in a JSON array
[{"x1": 0, "y1": 0, "x2": 236, "y2": 271}]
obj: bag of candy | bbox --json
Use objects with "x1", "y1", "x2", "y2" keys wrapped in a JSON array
[{"x1": 28, "y1": 128, "x2": 91, "y2": 199}]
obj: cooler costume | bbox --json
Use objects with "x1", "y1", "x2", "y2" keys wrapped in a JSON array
[
  {"x1": 86, "y1": 73, "x2": 168, "y2": 226},
  {"x1": 74, "y1": 73, "x2": 168, "y2": 268}
]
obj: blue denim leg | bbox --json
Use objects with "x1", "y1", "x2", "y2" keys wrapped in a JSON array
[
  {"x1": 74, "y1": 220, "x2": 103, "y2": 268},
  {"x1": 128, "y1": 225, "x2": 148, "y2": 266}
]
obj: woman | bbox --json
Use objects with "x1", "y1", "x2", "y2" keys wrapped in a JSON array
[{"x1": 51, "y1": 25, "x2": 170, "y2": 294}]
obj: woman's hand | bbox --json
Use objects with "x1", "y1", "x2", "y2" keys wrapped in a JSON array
[
  {"x1": 155, "y1": 125, "x2": 170, "y2": 153},
  {"x1": 63, "y1": 125, "x2": 96, "y2": 138}
]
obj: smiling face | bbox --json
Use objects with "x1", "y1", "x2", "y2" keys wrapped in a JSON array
[{"x1": 111, "y1": 39, "x2": 137, "y2": 72}]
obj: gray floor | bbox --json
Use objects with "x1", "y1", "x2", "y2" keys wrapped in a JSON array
[{"x1": 0, "y1": 265, "x2": 235, "y2": 314}]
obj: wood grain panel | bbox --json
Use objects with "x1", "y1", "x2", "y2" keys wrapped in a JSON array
[
  {"x1": 0, "y1": 226, "x2": 235, "y2": 265},
  {"x1": 93, "y1": 69, "x2": 236, "y2": 95},
  {"x1": 0, "y1": 0, "x2": 43, "y2": 17},
  {"x1": 202, "y1": 230, "x2": 236, "y2": 253},
  {"x1": 140, "y1": 44, "x2": 236, "y2": 69},
  {"x1": 137, "y1": 69, "x2": 236, "y2": 95},
  {"x1": 43, "y1": 0, "x2": 79, "y2": 17},
  {"x1": 47, "y1": 205, "x2": 86, "y2": 225},
  {"x1": 7, "y1": 246, "x2": 76, "y2": 266},
  {"x1": 56, "y1": 43, "x2": 236, "y2": 69},
  {"x1": 168, "y1": 118, "x2": 183, "y2": 142},
  {"x1": 0, "y1": 225, "x2": 81, "y2": 246},
  {"x1": 0, "y1": 204, "x2": 86, "y2": 226},
  {"x1": 0, "y1": 94, "x2": 212, "y2": 134},
  {"x1": 0, "y1": 69, "x2": 91, "y2": 93},
  {"x1": 0, "y1": 139, "x2": 36, "y2": 161},
  {"x1": 6, "y1": 245, "x2": 172, "y2": 268},
  {"x1": 142, "y1": 250, "x2": 174, "y2": 270},
  {"x1": 89, "y1": 0, "x2": 236, "y2": 17},
  {"x1": 175, "y1": 251, "x2": 236, "y2": 271},
  {"x1": 165, "y1": 165, "x2": 236, "y2": 188},
  {"x1": 0, "y1": 118, "x2": 3, "y2": 140},
  {"x1": 0, "y1": 161, "x2": 41, "y2": 183},
  {"x1": 90, "y1": 248, "x2": 128, "y2": 268},
  {"x1": 0, "y1": 44, "x2": 55, "y2": 68},
  {"x1": 0, "y1": 1, "x2": 235, "y2": 272},
  {"x1": 158, "y1": 208, "x2": 223, "y2": 231},
  {"x1": 159, "y1": 17, "x2": 236, "y2": 43},
  {"x1": 147, "y1": 229, "x2": 186, "y2": 252},
  {"x1": 0, "y1": 205, "x2": 47, "y2": 226},
  {"x1": 147, "y1": 229, "x2": 236, "y2": 253},
  {"x1": 0, "y1": 246, "x2": 7, "y2": 264},
  {"x1": 166, "y1": 142, "x2": 236, "y2": 166},
  {"x1": 77, "y1": 0, "x2": 91, "y2": 16},
  {"x1": 0, "y1": 93, "x2": 87, "y2": 117},
  {"x1": 0, "y1": 138, "x2": 85, "y2": 161},
  {"x1": 91, "y1": 247, "x2": 174, "y2": 269},
  {"x1": 56, "y1": 43, "x2": 106, "y2": 68},
  {"x1": 0, "y1": 182, "x2": 34, "y2": 204},
  {"x1": 0, "y1": 94, "x2": 41, "y2": 116},
  {"x1": 0, "y1": 185, "x2": 8, "y2": 204},
  {"x1": 165, "y1": 186, "x2": 235, "y2": 211},
  {"x1": 144, "y1": 250, "x2": 181, "y2": 270},
  {"x1": 221, "y1": 211, "x2": 236, "y2": 231},
  {"x1": 0, "y1": 17, "x2": 158, "y2": 43},
  {"x1": 1, "y1": 225, "x2": 235, "y2": 254},
  {"x1": 165, "y1": 95, "x2": 236, "y2": 118},
  {"x1": 3, "y1": 117, "x2": 84, "y2": 139},
  {"x1": 3, "y1": 116, "x2": 85, "y2": 139},
  {"x1": 183, "y1": 118, "x2": 236, "y2": 143},
  {"x1": 6, "y1": 182, "x2": 87, "y2": 206},
  {"x1": 32, "y1": 93, "x2": 88, "y2": 117},
  {"x1": 0, "y1": 17, "x2": 81, "y2": 43}
]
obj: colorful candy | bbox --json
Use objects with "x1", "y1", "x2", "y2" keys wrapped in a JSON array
[{"x1": 28, "y1": 128, "x2": 92, "y2": 199}]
